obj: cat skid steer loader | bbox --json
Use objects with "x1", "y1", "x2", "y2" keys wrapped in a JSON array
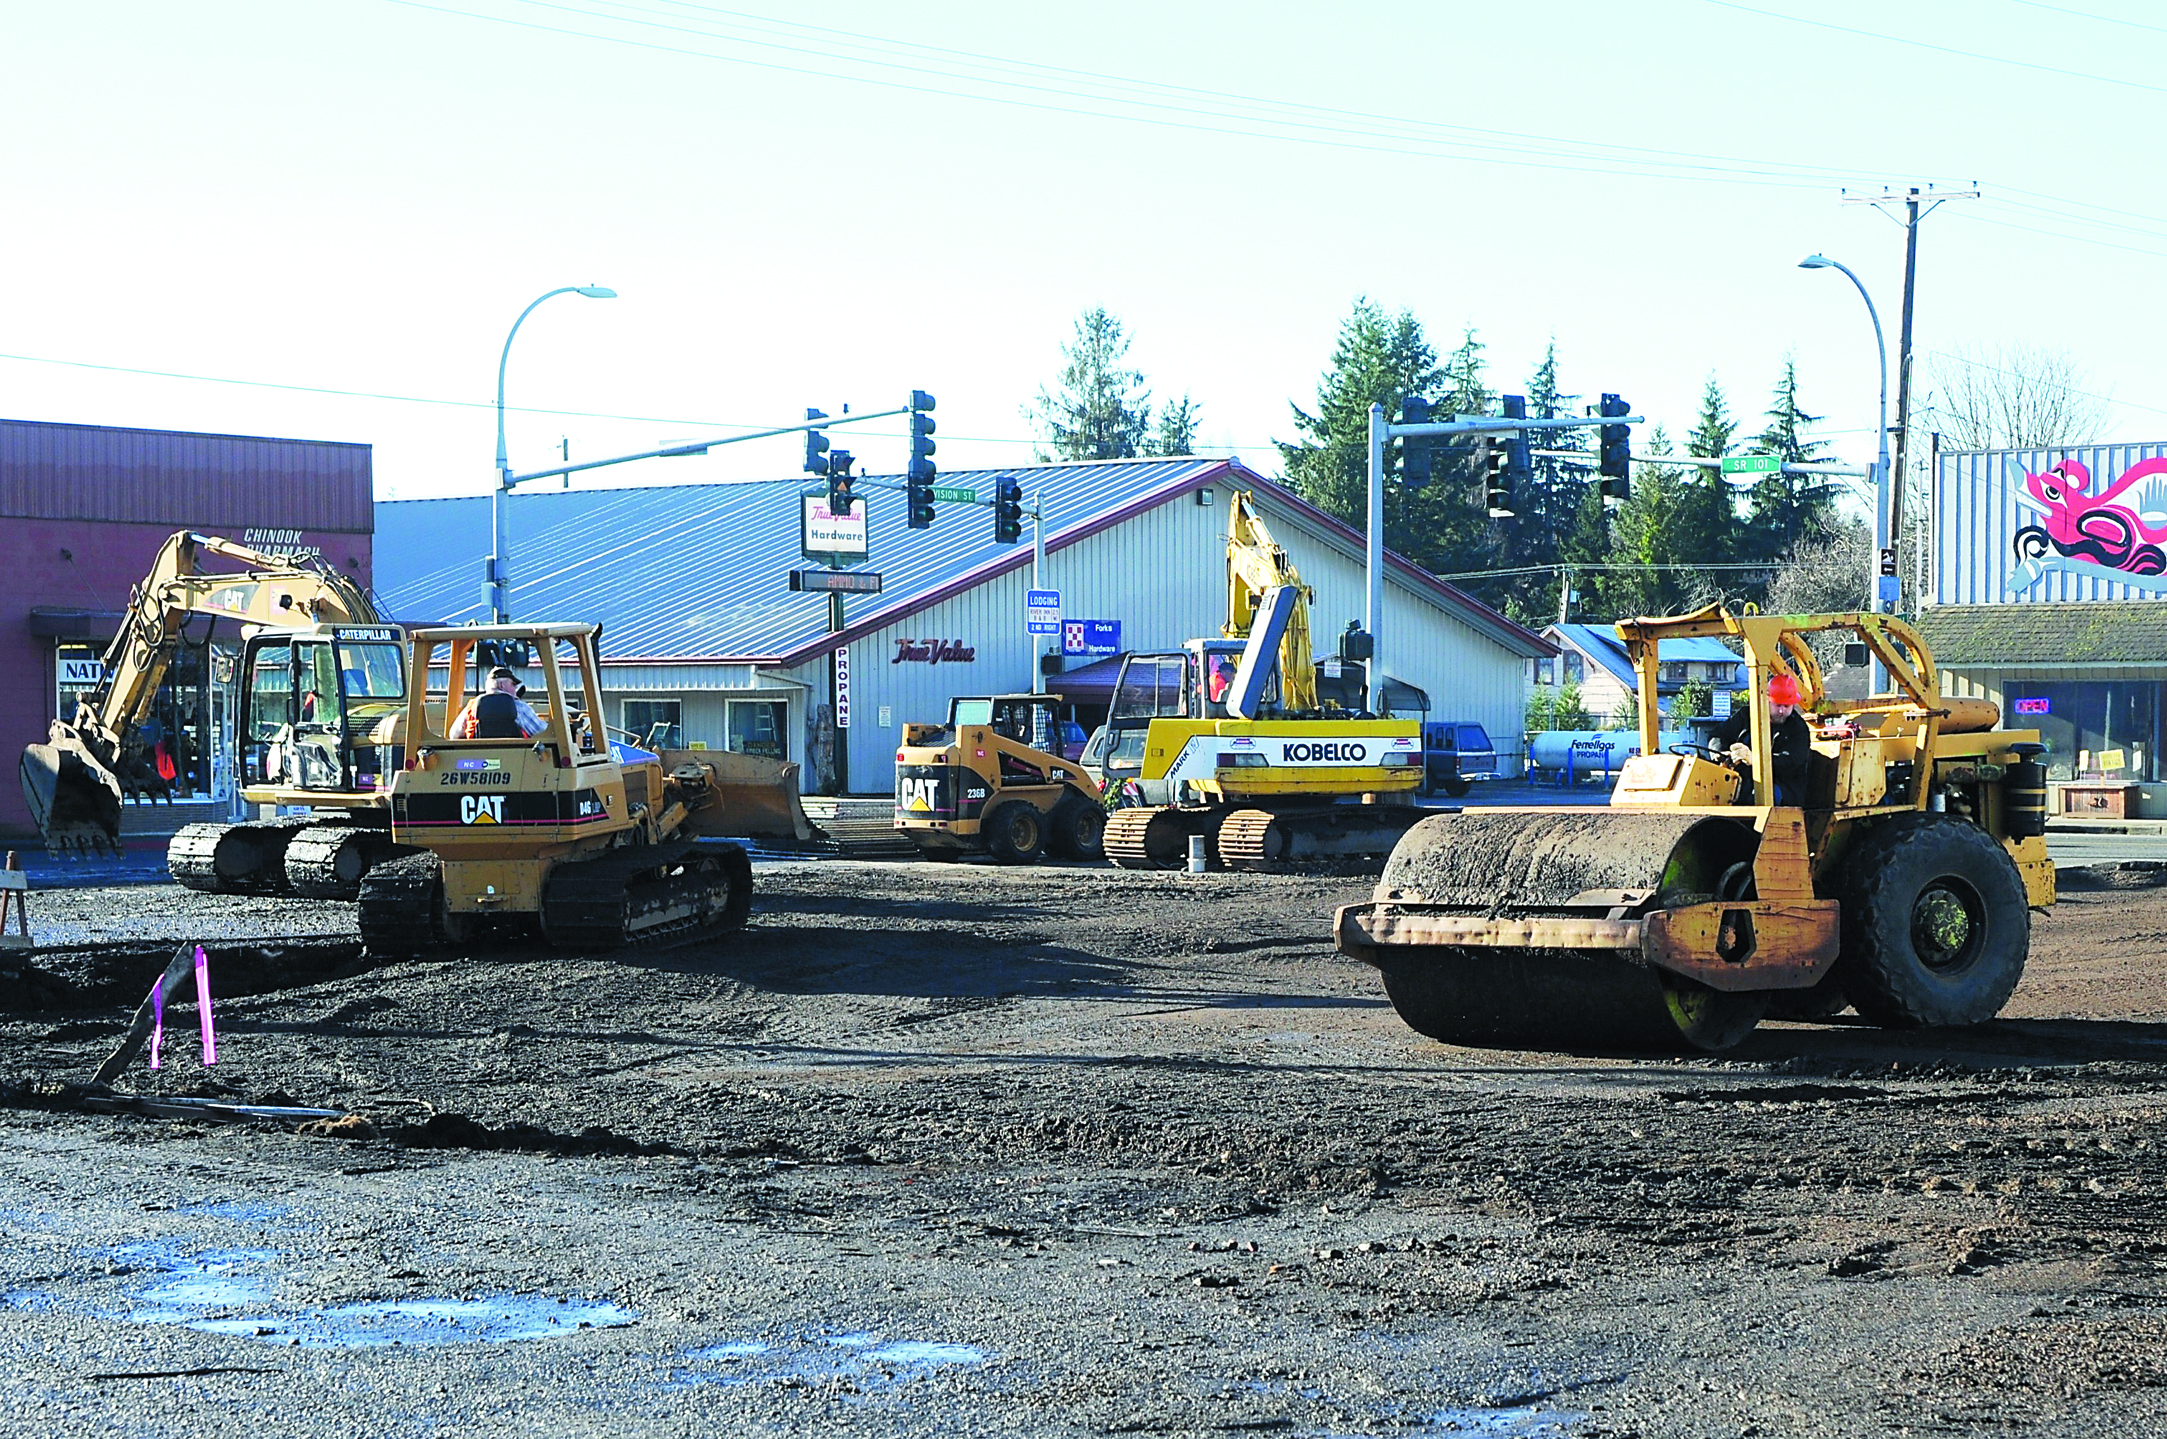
[{"x1": 893, "y1": 694, "x2": 1105, "y2": 863}]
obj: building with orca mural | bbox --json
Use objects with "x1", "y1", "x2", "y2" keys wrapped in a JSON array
[{"x1": 1922, "y1": 440, "x2": 2167, "y2": 810}]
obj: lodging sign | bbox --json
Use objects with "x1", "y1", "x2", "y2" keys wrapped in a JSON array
[
  {"x1": 1025, "y1": 588, "x2": 1061, "y2": 635},
  {"x1": 1934, "y1": 442, "x2": 2167, "y2": 605}
]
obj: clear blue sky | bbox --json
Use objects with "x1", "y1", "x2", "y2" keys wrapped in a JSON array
[{"x1": 4, "y1": 1, "x2": 2160, "y2": 502}]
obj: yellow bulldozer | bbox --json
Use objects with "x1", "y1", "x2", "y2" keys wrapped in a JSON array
[
  {"x1": 893, "y1": 693, "x2": 1106, "y2": 863},
  {"x1": 1336, "y1": 607, "x2": 2054, "y2": 1052},
  {"x1": 357, "y1": 622, "x2": 811, "y2": 954}
]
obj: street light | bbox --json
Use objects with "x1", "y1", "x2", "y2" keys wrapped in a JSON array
[
  {"x1": 490, "y1": 285, "x2": 616, "y2": 622},
  {"x1": 1798, "y1": 254, "x2": 1893, "y2": 632}
]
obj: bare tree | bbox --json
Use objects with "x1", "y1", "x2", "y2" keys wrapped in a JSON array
[
  {"x1": 1765, "y1": 518, "x2": 1875, "y2": 693},
  {"x1": 1925, "y1": 343, "x2": 2109, "y2": 450}
]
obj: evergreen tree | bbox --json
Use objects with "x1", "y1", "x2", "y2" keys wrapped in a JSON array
[
  {"x1": 1743, "y1": 358, "x2": 1839, "y2": 570},
  {"x1": 1501, "y1": 340, "x2": 1586, "y2": 623},
  {"x1": 1148, "y1": 392, "x2": 1200, "y2": 457},
  {"x1": 1280, "y1": 297, "x2": 1446, "y2": 546},
  {"x1": 1672, "y1": 376, "x2": 1739, "y2": 588},
  {"x1": 1024, "y1": 308, "x2": 1152, "y2": 461},
  {"x1": 1598, "y1": 426, "x2": 1691, "y2": 619}
]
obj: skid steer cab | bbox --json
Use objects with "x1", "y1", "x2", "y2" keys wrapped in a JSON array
[
  {"x1": 1338, "y1": 606, "x2": 2055, "y2": 1054},
  {"x1": 894, "y1": 694, "x2": 1106, "y2": 864}
]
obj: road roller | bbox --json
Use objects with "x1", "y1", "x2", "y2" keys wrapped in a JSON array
[{"x1": 1336, "y1": 607, "x2": 2055, "y2": 1053}]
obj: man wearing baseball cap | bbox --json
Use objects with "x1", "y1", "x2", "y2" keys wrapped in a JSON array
[{"x1": 1709, "y1": 671, "x2": 1810, "y2": 806}]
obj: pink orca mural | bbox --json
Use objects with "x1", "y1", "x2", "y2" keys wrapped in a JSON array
[{"x1": 2009, "y1": 454, "x2": 2167, "y2": 593}]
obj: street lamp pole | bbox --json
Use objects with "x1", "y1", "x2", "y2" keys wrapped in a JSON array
[
  {"x1": 491, "y1": 285, "x2": 616, "y2": 622},
  {"x1": 1798, "y1": 255, "x2": 1891, "y2": 612}
]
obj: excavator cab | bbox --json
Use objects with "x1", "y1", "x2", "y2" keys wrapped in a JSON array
[{"x1": 237, "y1": 624, "x2": 408, "y2": 797}]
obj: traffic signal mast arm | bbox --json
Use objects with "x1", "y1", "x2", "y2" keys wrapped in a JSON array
[
  {"x1": 1381, "y1": 413, "x2": 1642, "y2": 441},
  {"x1": 504, "y1": 400, "x2": 921, "y2": 488},
  {"x1": 1525, "y1": 450, "x2": 1872, "y2": 477}
]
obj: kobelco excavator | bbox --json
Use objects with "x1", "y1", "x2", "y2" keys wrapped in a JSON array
[
  {"x1": 1101, "y1": 491, "x2": 1426, "y2": 869},
  {"x1": 1336, "y1": 606, "x2": 2054, "y2": 1052},
  {"x1": 21, "y1": 529, "x2": 415, "y2": 896}
]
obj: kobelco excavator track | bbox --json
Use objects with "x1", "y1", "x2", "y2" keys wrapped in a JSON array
[
  {"x1": 1337, "y1": 809, "x2": 1773, "y2": 1052},
  {"x1": 1215, "y1": 804, "x2": 1433, "y2": 870},
  {"x1": 1104, "y1": 806, "x2": 1209, "y2": 870}
]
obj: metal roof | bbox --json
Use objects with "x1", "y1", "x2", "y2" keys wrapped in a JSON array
[
  {"x1": 1548, "y1": 623, "x2": 1742, "y2": 690},
  {"x1": 375, "y1": 456, "x2": 1548, "y2": 666},
  {"x1": 0, "y1": 417, "x2": 372, "y2": 531}
]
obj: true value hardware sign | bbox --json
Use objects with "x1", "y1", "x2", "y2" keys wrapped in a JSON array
[{"x1": 802, "y1": 490, "x2": 869, "y2": 562}]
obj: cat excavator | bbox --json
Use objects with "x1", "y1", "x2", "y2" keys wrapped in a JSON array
[
  {"x1": 1101, "y1": 491, "x2": 1426, "y2": 869},
  {"x1": 20, "y1": 530, "x2": 414, "y2": 896}
]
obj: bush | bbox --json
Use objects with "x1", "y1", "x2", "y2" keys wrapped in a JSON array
[
  {"x1": 1525, "y1": 687, "x2": 1556, "y2": 734},
  {"x1": 1674, "y1": 676, "x2": 1713, "y2": 719}
]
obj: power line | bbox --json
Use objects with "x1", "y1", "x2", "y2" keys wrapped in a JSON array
[
  {"x1": 374, "y1": 0, "x2": 1930, "y2": 190},
  {"x1": 2005, "y1": 0, "x2": 2167, "y2": 37},
  {"x1": 1701, "y1": 0, "x2": 2167, "y2": 96}
]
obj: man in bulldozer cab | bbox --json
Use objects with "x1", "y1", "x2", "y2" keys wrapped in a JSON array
[
  {"x1": 1709, "y1": 671, "x2": 1810, "y2": 805},
  {"x1": 451, "y1": 667, "x2": 545, "y2": 740}
]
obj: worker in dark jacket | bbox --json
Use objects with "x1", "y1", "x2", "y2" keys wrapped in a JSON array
[{"x1": 1711, "y1": 671, "x2": 1811, "y2": 805}]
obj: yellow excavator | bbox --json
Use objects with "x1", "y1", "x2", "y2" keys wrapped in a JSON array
[
  {"x1": 1101, "y1": 491, "x2": 1426, "y2": 869},
  {"x1": 357, "y1": 623, "x2": 808, "y2": 953},
  {"x1": 21, "y1": 530, "x2": 413, "y2": 896},
  {"x1": 1336, "y1": 606, "x2": 2054, "y2": 1052}
]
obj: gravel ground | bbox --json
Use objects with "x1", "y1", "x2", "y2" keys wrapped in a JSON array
[{"x1": 4, "y1": 858, "x2": 2166, "y2": 1438}]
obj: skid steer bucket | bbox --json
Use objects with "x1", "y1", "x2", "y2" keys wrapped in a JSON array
[
  {"x1": 21, "y1": 728, "x2": 125, "y2": 855},
  {"x1": 660, "y1": 749, "x2": 815, "y2": 843}
]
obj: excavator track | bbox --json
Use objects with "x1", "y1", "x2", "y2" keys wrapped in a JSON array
[
  {"x1": 168, "y1": 817, "x2": 313, "y2": 894},
  {"x1": 357, "y1": 850, "x2": 464, "y2": 956},
  {"x1": 283, "y1": 824, "x2": 409, "y2": 900},
  {"x1": 1105, "y1": 806, "x2": 1203, "y2": 870},
  {"x1": 539, "y1": 840, "x2": 753, "y2": 952},
  {"x1": 1217, "y1": 804, "x2": 1432, "y2": 870},
  {"x1": 1340, "y1": 809, "x2": 1770, "y2": 1053}
]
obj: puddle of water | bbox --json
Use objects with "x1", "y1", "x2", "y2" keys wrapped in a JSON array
[
  {"x1": 175, "y1": 1200, "x2": 291, "y2": 1224},
  {"x1": 10, "y1": 1239, "x2": 636, "y2": 1349},
  {"x1": 670, "y1": 1330, "x2": 989, "y2": 1390},
  {"x1": 197, "y1": 1295, "x2": 639, "y2": 1348},
  {"x1": 1423, "y1": 1404, "x2": 1589, "y2": 1435}
]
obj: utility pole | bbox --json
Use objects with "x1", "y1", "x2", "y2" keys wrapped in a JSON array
[{"x1": 1841, "y1": 184, "x2": 1979, "y2": 557}]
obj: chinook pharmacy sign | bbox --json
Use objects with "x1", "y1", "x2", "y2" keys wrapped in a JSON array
[{"x1": 1935, "y1": 442, "x2": 2167, "y2": 604}]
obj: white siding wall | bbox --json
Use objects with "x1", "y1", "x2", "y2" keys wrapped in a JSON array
[{"x1": 814, "y1": 488, "x2": 1536, "y2": 793}]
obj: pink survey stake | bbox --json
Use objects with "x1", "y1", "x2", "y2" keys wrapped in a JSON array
[{"x1": 194, "y1": 946, "x2": 218, "y2": 1065}]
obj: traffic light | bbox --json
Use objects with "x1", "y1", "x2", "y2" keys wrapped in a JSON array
[
  {"x1": 1598, "y1": 393, "x2": 1631, "y2": 500},
  {"x1": 993, "y1": 477, "x2": 1023, "y2": 545},
  {"x1": 827, "y1": 451, "x2": 855, "y2": 515},
  {"x1": 1401, "y1": 395, "x2": 1432, "y2": 489},
  {"x1": 1492, "y1": 394, "x2": 1528, "y2": 517},
  {"x1": 803, "y1": 408, "x2": 830, "y2": 477},
  {"x1": 907, "y1": 392, "x2": 937, "y2": 530}
]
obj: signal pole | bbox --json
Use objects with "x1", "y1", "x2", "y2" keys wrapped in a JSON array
[{"x1": 1841, "y1": 185, "x2": 1979, "y2": 550}]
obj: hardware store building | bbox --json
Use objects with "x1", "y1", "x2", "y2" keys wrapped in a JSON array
[
  {"x1": 0, "y1": 417, "x2": 374, "y2": 844},
  {"x1": 1921, "y1": 439, "x2": 2167, "y2": 814},
  {"x1": 374, "y1": 457, "x2": 1551, "y2": 795}
]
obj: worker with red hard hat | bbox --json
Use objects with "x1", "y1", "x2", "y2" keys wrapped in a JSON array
[{"x1": 1709, "y1": 670, "x2": 1811, "y2": 805}]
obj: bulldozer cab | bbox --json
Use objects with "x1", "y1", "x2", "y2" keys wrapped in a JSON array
[{"x1": 236, "y1": 623, "x2": 410, "y2": 802}]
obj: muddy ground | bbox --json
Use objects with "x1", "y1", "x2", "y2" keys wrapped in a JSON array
[{"x1": 4, "y1": 858, "x2": 2167, "y2": 1438}]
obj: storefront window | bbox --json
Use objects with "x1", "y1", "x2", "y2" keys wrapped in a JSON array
[
  {"x1": 61, "y1": 640, "x2": 215, "y2": 799},
  {"x1": 727, "y1": 700, "x2": 786, "y2": 759},
  {"x1": 2004, "y1": 681, "x2": 2161, "y2": 782},
  {"x1": 624, "y1": 699, "x2": 683, "y2": 750}
]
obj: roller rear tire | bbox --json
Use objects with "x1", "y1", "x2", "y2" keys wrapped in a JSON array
[{"x1": 1835, "y1": 813, "x2": 2029, "y2": 1029}]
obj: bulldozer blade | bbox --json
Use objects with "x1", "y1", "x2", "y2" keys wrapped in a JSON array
[
  {"x1": 21, "y1": 733, "x2": 124, "y2": 857},
  {"x1": 660, "y1": 749, "x2": 814, "y2": 842}
]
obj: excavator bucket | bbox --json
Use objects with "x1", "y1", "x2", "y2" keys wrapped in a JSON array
[
  {"x1": 660, "y1": 749, "x2": 814, "y2": 843},
  {"x1": 21, "y1": 727, "x2": 125, "y2": 855}
]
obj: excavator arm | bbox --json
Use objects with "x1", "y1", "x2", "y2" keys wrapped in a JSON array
[
  {"x1": 22, "y1": 531, "x2": 380, "y2": 853},
  {"x1": 1223, "y1": 491, "x2": 1319, "y2": 715}
]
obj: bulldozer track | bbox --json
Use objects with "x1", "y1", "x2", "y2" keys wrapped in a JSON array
[
  {"x1": 283, "y1": 824, "x2": 410, "y2": 900},
  {"x1": 540, "y1": 840, "x2": 753, "y2": 952},
  {"x1": 356, "y1": 850, "x2": 453, "y2": 955},
  {"x1": 1105, "y1": 807, "x2": 1196, "y2": 870},
  {"x1": 168, "y1": 818, "x2": 314, "y2": 895}
]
